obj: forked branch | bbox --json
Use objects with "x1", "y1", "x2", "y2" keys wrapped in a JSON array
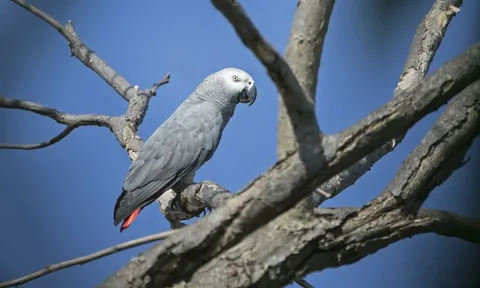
[
  {"x1": 313, "y1": 0, "x2": 463, "y2": 206},
  {"x1": 0, "y1": 97, "x2": 112, "y2": 149}
]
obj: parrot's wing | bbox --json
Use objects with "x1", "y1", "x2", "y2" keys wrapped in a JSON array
[{"x1": 114, "y1": 114, "x2": 219, "y2": 225}]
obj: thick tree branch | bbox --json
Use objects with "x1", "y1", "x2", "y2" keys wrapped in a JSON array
[
  {"x1": 0, "y1": 230, "x2": 177, "y2": 288},
  {"x1": 278, "y1": 0, "x2": 335, "y2": 158},
  {"x1": 181, "y1": 207, "x2": 480, "y2": 287},
  {"x1": 274, "y1": 3, "x2": 335, "y2": 285},
  {"x1": 372, "y1": 80, "x2": 480, "y2": 216},
  {"x1": 99, "y1": 43, "x2": 480, "y2": 288},
  {"x1": 8, "y1": 204, "x2": 477, "y2": 288},
  {"x1": 212, "y1": 0, "x2": 321, "y2": 148},
  {"x1": 414, "y1": 208, "x2": 480, "y2": 243},
  {"x1": 313, "y1": 0, "x2": 463, "y2": 206}
]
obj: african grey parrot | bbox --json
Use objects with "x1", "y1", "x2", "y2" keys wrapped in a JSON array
[{"x1": 114, "y1": 68, "x2": 257, "y2": 231}]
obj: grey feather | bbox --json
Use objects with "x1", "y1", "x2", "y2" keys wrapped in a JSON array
[{"x1": 114, "y1": 68, "x2": 257, "y2": 227}]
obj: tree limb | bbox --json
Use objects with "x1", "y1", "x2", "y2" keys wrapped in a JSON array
[
  {"x1": 0, "y1": 230, "x2": 177, "y2": 288},
  {"x1": 98, "y1": 43, "x2": 480, "y2": 288},
  {"x1": 373, "y1": 80, "x2": 480, "y2": 216},
  {"x1": 275, "y1": 3, "x2": 335, "y2": 285},
  {"x1": 0, "y1": 96, "x2": 113, "y2": 149},
  {"x1": 0, "y1": 126, "x2": 75, "y2": 150},
  {"x1": 7, "y1": 1, "x2": 171, "y2": 159},
  {"x1": 211, "y1": 0, "x2": 321, "y2": 148},
  {"x1": 0, "y1": 97, "x2": 113, "y2": 127},
  {"x1": 313, "y1": 0, "x2": 463, "y2": 206},
  {"x1": 181, "y1": 207, "x2": 480, "y2": 287},
  {"x1": 8, "y1": 203, "x2": 477, "y2": 288},
  {"x1": 278, "y1": 0, "x2": 335, "y2": 158},
  {"x1": 395, "y1": 0, "x2": 461, "y2": 93}
]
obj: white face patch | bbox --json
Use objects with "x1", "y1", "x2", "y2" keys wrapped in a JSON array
[{"x1": 220, "y1": 69, "x2": 254, "y2": 96}]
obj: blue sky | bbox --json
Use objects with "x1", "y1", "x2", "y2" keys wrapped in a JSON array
[{"x1": 0, "y1": 1, "x2": 479, "y2": 287}]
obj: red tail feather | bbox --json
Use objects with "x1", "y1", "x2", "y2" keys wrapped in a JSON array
[{"x1": 120, "y1": 208, "x2": 141, "y2": 232}]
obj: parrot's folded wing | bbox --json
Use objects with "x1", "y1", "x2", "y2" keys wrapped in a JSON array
[{"x1": 114, "y1": 116, "x2": 218, "y2": 226}]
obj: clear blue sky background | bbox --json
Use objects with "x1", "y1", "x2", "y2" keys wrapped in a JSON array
[{"x1": 1, "y1": 1, "x2": 479, "y2": 287}]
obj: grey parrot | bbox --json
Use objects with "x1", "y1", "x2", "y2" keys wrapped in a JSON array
[{"x1": 114, "y1": 68, "x2": 257, "y2": 231}]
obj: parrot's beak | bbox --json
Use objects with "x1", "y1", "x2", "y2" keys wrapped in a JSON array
[{"x1": 239, "y1": 84, "x2": 257, "y2": 106}]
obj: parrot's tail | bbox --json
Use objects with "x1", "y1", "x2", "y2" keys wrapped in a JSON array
[{"x1": 120, "y1": 208, "x2": 141, "y2": 232}]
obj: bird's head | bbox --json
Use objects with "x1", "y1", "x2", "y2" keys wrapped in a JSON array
[{"x1": 195, "y1": 68, "x2": 257, "y2": 108}]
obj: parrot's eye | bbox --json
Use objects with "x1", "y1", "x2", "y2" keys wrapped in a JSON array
[{"x1": 232, "y1": 75, "x2": 240, "y2": 82}]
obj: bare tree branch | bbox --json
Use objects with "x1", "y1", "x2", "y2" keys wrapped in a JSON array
[
  {"x1": 7, "y1": 1, "x2": 171, "y2": 159},
  {"x1": 395, "y1": 1, "x2": 461, "y2": 92},
  {"x1": 181, "y1": 206, "x2": 480, "y2": 287},
  {"x1": 99, "y1": 43, "x2": 480, "y2": 288},
  {"x1": 0, "y1": 126, "x2": 75, "y2": 150},
  {"x1": 211, "y1": 0, "x2": 321, "y2": 147},
  {"x1": 414, "y1": 208, "x2": 480, "y2": 243},
  {"x1": 313, "y1": 0, "x2": 463, "y2": 206},
  {"x1": 0, "y1": 97, "x2": 113, "y2": 127},
  {"x1": 156, "y1": 183, "x2": 316, "y2": 286},
  {"x1": 275, "y1": 2, "x2": 335, "y2": 285},
  {"x1": 373, "y1": 80, "x2": 480, "y2": 216},
  {"x1": 0, "y1": 96, "x2": 114, "y2": 149},
  {"x1": 278, "y1": 0, "x2": 335, "y2": 158},
  {"x1": 0, "y1": 230, "x2": 177, "y2": 288}
]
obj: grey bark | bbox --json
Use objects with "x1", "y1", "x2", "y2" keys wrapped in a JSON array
[{"x1": 277, "y1": 0, "x2": 335, "y2": 158}]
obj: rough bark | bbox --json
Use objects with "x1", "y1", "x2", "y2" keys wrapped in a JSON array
[{"x1": 277, "y1": 0, "x2": 335, "y2": 158}]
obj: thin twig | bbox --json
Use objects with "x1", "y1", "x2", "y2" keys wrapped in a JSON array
[
  {"x1": 139, "y1": 73, "x2": 171, "y2": 97},
  {"x1": 0, "y1": 230, "x2": 177, "y2": 288},
  {"x1": 0, "y1": 126, "x2": 75, "y2": 150},
  {"x1": 0, "y1": 97, "x2": 113, "y2": 149}
]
